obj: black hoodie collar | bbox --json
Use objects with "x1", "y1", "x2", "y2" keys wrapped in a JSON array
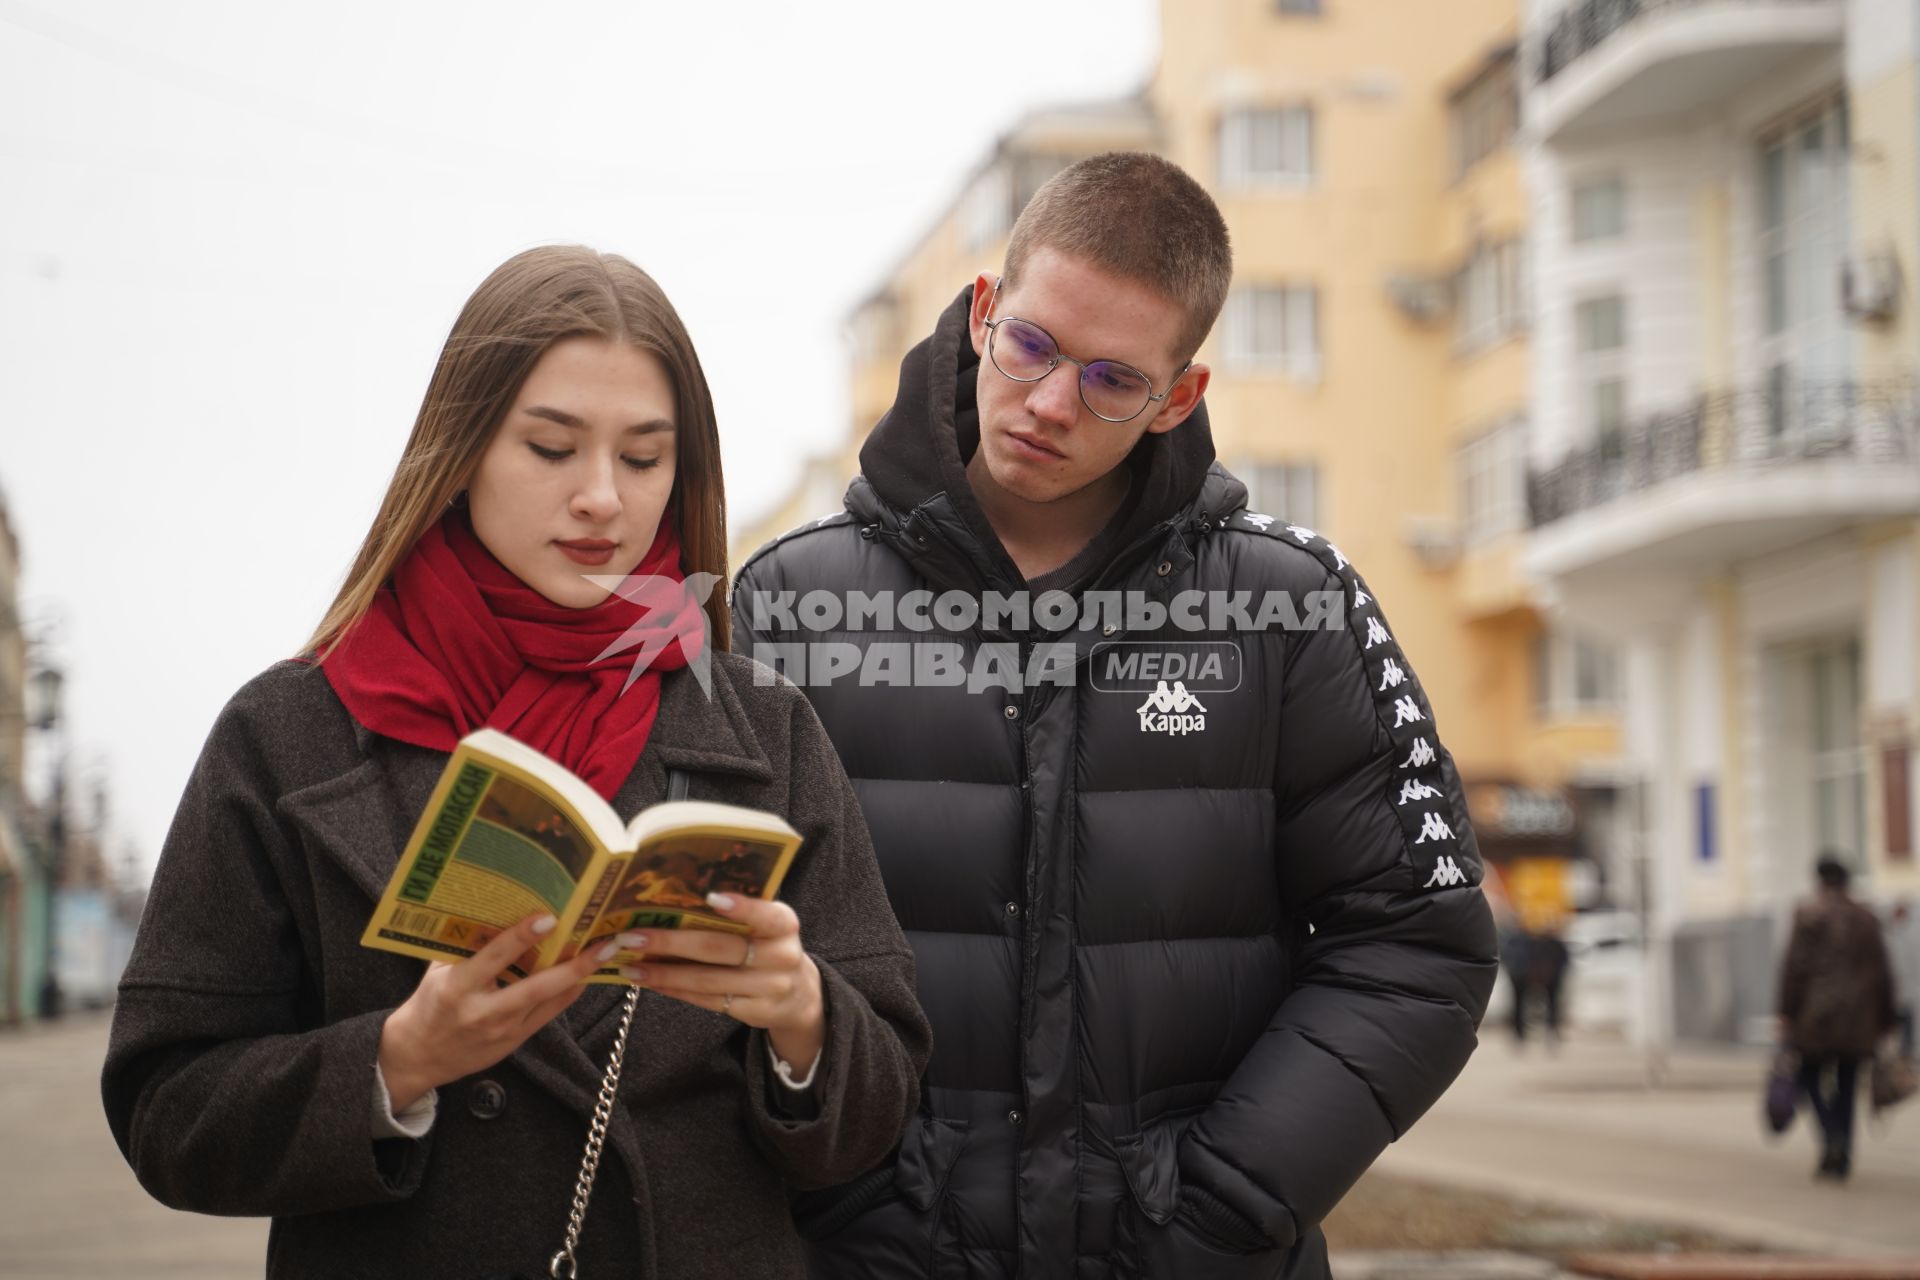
[{"x1": 850, "y1": 283, "x2": 1223, "y2": 590}]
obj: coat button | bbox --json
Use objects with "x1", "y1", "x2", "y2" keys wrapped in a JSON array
[
  {"x1": 1004, "y1": 705, "x2": 1020, "y2": 720},
  {"x1": 1156, "y1": 560, "x2": 1173, "y2": 576},
  {"x1": 1005, "y1": 902, "x2": 1020, "y2": 917},
  {"x1": 469, "y1": 1078, "x2": 507, "y2": 1120},
  {"x1": 1103, "y1": 623, "x2": 1119, "y2": 636},
  {"x1": 1008, "y1": 1109, "x2": 1024, "y2": 1126}
]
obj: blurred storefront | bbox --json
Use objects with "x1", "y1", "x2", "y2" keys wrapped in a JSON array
[
  {"x1": 1469, "y1": 780, "x2": 1583, "y2": 931},
  {"x1": 1521, "y1": 0, "x2": 1920, "y2": 1043}
]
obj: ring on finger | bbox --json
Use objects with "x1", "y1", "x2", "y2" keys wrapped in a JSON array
[{"x1": 721, "y1": 992, "x2": 735, "y2": 1017}]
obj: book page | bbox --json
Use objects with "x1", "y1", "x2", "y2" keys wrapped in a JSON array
[
  {"x1": 366, "y1": 759, "x2": 605, "y2": 969},
  {"x1": 575, "y1": 824, "x2": 803, "y2": 979}
]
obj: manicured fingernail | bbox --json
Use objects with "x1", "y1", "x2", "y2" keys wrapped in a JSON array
[
  {"x1": 619, "y1": 966, "x2": 647, "y2": 983},
  {"x1": 706, "y1": 892, "x2": 736, "y2": 912},
  {"x1": 532, "y1": 915, "x2": 558, "y2": 935},
  {"x1": 595, "y1": 940, "x2": 620, "y2": 961},
  {"x1": 616, "y1": 932, "x2": 648, "y2": 949}
]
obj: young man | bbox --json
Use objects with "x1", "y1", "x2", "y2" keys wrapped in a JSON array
[{"x1": 733, "y1": 153, "x2": 1498, "y2": 1279}]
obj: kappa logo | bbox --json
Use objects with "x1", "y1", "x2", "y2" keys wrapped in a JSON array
[
  {"x1": 1136, "y1": 680, "x2": 1207, "y2": 736},
  {"x1": 1423, "y1": 856, "x2": 1469, "y2": 889}
]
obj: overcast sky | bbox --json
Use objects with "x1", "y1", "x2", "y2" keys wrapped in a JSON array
[{"x1": 0, "y1": 0, "x2": 1160, "y2": 878}]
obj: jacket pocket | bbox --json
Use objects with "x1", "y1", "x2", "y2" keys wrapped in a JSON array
[
  {"x1": 1111, "y1": 1112, "x2": 1288, "y2": 1279},
  {"x1": 1112, "y1": 1111, "x2": 1194, "y2": 1230},
  {"x1": 894, "y1": 1113, "x2": 969, "y2": 1213}
]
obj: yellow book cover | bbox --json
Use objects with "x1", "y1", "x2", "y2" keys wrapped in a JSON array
[{"x1": 359, "y1": 728, "x2": 802, "y2": 983}]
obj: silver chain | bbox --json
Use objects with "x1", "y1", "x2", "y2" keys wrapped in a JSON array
[{"x1": 549, "y1": 985, "x2": 643, "y2": 1280}]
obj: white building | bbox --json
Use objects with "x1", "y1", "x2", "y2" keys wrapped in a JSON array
[{"x1": 1521, "y1": 0, "x2": 1920, "y2": 1042}]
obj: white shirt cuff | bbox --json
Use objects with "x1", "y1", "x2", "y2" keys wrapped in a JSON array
[
  {"x1": 372, "y1": 1063, "x2": 438, "y2": 1139},
  {"x1": 767, "y1": 1038, "x2": 820, "y2": 1091}
]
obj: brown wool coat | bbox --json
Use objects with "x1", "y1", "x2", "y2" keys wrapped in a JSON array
[
  {"x1": 102, "y1": 652, "x2": 932, "y2": 1280},
  {"x1": 1777, "y1": 889, "x2": 1897, "y2": 1059}
]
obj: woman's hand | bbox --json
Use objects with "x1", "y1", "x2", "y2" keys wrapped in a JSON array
[
  {"x1": 616, "y1": 893, "x2": 825, "y2": 1079},
  {"x1": 378, "y1": 913, "x2": 618, "y2": 1111}
]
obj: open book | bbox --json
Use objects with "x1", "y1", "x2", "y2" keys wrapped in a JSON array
[{"x1": 360, "y1": 728, "x2": 802, "y2": 983}]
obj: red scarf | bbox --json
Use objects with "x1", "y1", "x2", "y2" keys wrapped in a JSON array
[{"x1": 312, "y1": 506, "x2": 705, "y2": 802}]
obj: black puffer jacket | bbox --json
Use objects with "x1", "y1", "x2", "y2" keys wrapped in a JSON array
[{"x1": 733, "y1": 286, "x2": 1498, "y2": 1279}]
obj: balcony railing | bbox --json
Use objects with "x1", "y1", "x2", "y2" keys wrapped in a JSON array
[
  {"x1": 1528, "y1": 380, "x2": 1920, "y2": 527},
  {"x1": 1533, "y1": 0, "x2": 1832, "y2": 84}
]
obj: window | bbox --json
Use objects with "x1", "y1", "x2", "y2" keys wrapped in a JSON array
[
  {"x1": 1451, "y1": 54, "x2": 1517, "y2": 177},
  {"x1": 1590, "y1": 378, "x2": 1627, "y2": 435},
  {"x1": 1758, "y1": 99, "x2": 1852, "y2": 431},
  {"x1": 1809, "y1": 639, "x2": 1865, "y2": 867},
  {"x1": 960, "y1": 163, "x2": 1013, "y2": 252},
  {"x1": 1222, "y1": 285, "x2": 1320, "y2": 378},
  {"x1": 1574, "y1": 294, "x2": 1628, "y2": 437},
  {"x1": 1457, "y1": 418, "x2": 1526, "y2": 544},
  {"x1": 1535, "y1": 629, "x2": 1622, "y2": 715},
  {"x1": 1576, "y1": 295, "x2": 1626, "y2": 350},
  {"x1": 1457, "y1": 238, "x2": 1528, "y2": 353},
  {"x1": 1219, "y1": 106, "x2": 1314, "y2": 190},
  {"x1": 1012, "y1": 152, "x2": 1077, "y2": 213},
  {"x1": 1571, "y1": 176, "x2": 1627, "y2": 242},
  {"x1": 1239, "y1": 460, "x2": 1319, "y2": 528}
]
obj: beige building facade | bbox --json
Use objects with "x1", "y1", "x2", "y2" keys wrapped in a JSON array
[{"x1": 1520, "y1": 0, "x2": 1920, "y2": 1041}]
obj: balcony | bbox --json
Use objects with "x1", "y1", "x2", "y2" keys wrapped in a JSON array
[
  {"x1": 1526, "y1": 380, "x2": 1920, "y2": 580},
  {"x1": 1527, "y1": 0, "x2": 1843, "y2": 144}
]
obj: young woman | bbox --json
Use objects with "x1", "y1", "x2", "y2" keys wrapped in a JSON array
[{"x1": 101, "y1": 246, "x2": 932, "y2": 1279}]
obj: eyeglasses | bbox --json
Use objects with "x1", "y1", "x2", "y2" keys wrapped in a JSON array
[{"x1": 981, "y1": 279, "x2": 1189, "y2": 424}]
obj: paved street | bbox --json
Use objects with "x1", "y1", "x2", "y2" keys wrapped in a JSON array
[
  {"x1": 0, "y1": 1013, "x2": 264, "y2": 1279},
  {"x1": 1379, "y1": 1031, "x2": 1920, "y2": 1257}
]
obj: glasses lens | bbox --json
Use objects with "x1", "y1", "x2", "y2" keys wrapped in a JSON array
[
  {"x1": 1080, "y1": 361, "x2": 1153, "y2": 422},
  {"x1": 991, "y1": 318, "x2": 1057, "y2": 381}
]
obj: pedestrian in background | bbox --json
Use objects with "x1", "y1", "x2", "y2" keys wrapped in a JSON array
[
  {"x1": 1775, "y1": 854, "x2": 1897, "y2": 1181},
  {"x1": 1508, "y1": 920, "x2": 1569, "y2": 1050}
]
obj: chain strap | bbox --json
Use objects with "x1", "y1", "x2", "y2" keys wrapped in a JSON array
[
  {"x1": 547, "y1": 768, "x2": 684, "y2": 1279},
  {"x1": 547, "y1": 977, "x2": 642, "y2": 1279}
]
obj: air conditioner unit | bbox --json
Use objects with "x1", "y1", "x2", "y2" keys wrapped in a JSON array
[
  {"x1": 1402, "y1": 516, "x2": 1461, "y2": 568},
  {"x1": 1385, "y1": 272, "x2": 1455, "y2": 325},
  {"x1": 1841, "y1": 248, "x2": 1902, "y2": 324}
]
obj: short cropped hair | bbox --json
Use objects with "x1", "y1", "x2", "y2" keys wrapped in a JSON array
[
  {"x1": 1003, "y1": 152, "x2": 1233, "y2": 365},
  {"x1": 1815, "y1": 854, "x2": 1851, "y2": 891}
]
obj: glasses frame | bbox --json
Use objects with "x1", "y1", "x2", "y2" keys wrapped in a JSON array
[{"x1": 980, "y1": 278, "x2": 1190, "y2": 424}]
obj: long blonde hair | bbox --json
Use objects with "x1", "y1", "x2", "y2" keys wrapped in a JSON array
[{"x1": 303, "y1": 246, "x2": 731, "y2": 660}]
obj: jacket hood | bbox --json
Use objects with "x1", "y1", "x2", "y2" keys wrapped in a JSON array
[{"x1": 850, "y1": 283, "x2": 1227, "y2": 582}]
